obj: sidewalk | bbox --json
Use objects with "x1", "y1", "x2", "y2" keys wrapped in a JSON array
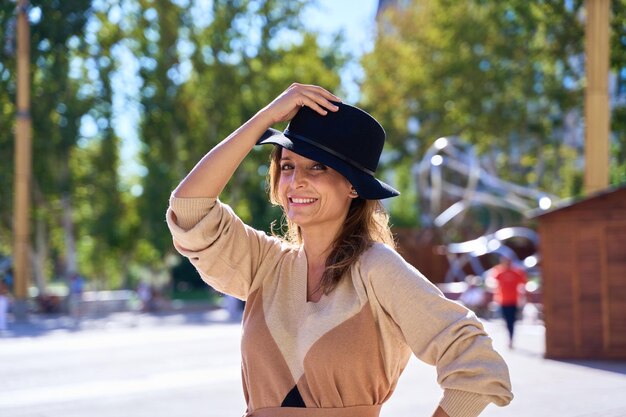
[
  {"x1": 481, "y1": 320, "x2": 626, "y2": 417},
  {"x1": 2, "y1": 310, "x2": 626, "y2": 417},
  {"x1": 0, "y1": 307, "x2": 232, "y2": 338}
]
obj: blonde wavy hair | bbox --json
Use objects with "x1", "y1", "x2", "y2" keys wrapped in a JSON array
[{"x1": 267, "y1": 146, "x2": 396, "y2": 295}]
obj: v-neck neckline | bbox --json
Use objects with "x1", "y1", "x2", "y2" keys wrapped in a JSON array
[{"x1": 296, "y1": 247, "x2": 334, "y2": 313}]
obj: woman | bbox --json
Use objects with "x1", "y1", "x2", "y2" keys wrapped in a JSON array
[{"x1": 166, "y1": 83, "x2": 512, "y2": 417}]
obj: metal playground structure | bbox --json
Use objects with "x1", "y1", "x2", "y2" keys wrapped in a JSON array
[{"x1": 415, "y1": 136, "x2": 557, "y2": 282}]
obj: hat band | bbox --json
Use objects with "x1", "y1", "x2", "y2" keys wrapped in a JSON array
[{"x1": 283, "y1": 129, "x2": 376, "y2": 177}]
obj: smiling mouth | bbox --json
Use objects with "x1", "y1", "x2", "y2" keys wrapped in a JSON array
[{"x1": 289, "y1": 197, "x2": 317, "y2": 204}]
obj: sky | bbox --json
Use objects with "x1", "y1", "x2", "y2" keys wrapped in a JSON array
[
  {"x1": 304, "y1": 0, "x2": 379, "y2": 102},
  {"x1": 306, "y1": 0, "x2": 379, "y2": 51}
]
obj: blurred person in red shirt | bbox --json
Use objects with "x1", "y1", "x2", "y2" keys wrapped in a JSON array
[{"x1": 488, "y1": 256, "x2": 527, "y2": 348}]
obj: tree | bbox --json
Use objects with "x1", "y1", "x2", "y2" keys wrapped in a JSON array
[
  {"x1": 361, "y1": 0, "x2": 625, "y2": 208},
  {"x1": 0, "y1": 1, "x2": 94, "y2": 291},
  {"x1": 0, "y1": 0, "x2": 348, "y2": 291}
]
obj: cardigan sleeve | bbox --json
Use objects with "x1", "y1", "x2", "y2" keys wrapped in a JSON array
[
  {"x1": 363, "y1": 244, "x2": 513, "y2": 417},
  {"x1": 165, "y1": 196, "x2": 286, "y2": 300}
]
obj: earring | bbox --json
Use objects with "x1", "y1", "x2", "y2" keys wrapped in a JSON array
[{"x1": 350, "y1": 189, "x2": 358, "y2": 197}]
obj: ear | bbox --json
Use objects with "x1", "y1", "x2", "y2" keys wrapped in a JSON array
[{"x1": 349, "y1": 187, "x2": 359, "y2": 199}]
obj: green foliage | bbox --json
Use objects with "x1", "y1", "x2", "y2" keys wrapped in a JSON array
[
  {"x1": 361, "y1": 0, "x2": 626, "y2": 204},
  {"x1": 388, "y1": 157, "x2": 419, "y2": 228},
  {"x1": 1, "y1": 1, "x2": 94, "y2": 280},
  {"x1": 0, "y1": 0, "x2": 347, "y2": 290},
  {"x1": 611, "y1": 0, "x2": 626, "y2": 186}
]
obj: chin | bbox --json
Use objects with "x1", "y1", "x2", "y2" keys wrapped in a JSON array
[{"x1": 286, "y1": 214, "x2": 306, "y2": 226}]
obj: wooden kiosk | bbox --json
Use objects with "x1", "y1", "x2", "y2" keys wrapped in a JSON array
[{"x1": 535, "y1": 186, "x2": 626, "y2": 359}]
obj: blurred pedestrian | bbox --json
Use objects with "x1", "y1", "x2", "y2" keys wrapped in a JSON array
[
  {"x1": 137, "y1": 280, "x2": 153, "y2": 312},
  {"x1": 4, "y1": 267, "x2": 13, "y2": 290},
  {"x1": 167, "y1": 83, "x2": 512, "y2": 416},
  {"x1": 459, "y1": 275, "x2": 488, "y2": 317},
  {"x1": 68, "y1": 272, "x2": 85, "y2": 322},
  {"x1": 487, "y1": 256, "x2": 527, "y2": 348},
  {"x1": 224, "y1": 295, "x2": 244, "y2": 322}
]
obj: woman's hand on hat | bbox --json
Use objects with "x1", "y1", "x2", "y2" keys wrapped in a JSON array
[{"x1": 261, "y1": 83, "x2": 341, "y2": 125}]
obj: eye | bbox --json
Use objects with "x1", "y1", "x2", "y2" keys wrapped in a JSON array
[
  {"x1": 311, "y1": 163, "x2": 327, "y2": 170},
  {"x1": 280, "y1": 163, "x2": 294, "y2": 171}
]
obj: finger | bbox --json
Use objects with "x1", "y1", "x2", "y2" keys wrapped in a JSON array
[
  {"x1": 292, "y1": 83, "x2": 341, "y2": 103},
  {"x1": 304, "y1": 84, "x2": 342, "y2": 102},
  {"x1": 300, "y1": 91, "x2": 340, "y2": 113},
  {"x1": 317, "y1": 96, "x2": 340, "y2": 112},
  {"x1": 299, "y1": 95, "x2": 330, "y2": 116}
]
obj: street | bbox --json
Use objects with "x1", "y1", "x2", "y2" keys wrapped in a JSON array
[
  {"x1": 1, "y1": 310, "x2": 625, "y2": 417},
  {"x1": 0, "y1": 311, "x2": 246, "y2": 417}
]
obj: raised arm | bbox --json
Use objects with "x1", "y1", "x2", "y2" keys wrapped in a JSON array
[{"x1": 172, "y1": 83, "x2": 341, "y2": 198}]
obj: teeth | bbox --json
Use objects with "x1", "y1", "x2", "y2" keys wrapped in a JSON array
[{"x1": 291, "y1": 198, "x2": 316, "y2": 204}]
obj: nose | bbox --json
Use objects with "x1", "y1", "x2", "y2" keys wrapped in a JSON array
[{"x1": 291, "y1": 167, "x2": 307, "y2": 188}]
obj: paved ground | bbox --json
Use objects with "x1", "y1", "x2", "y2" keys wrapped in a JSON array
[{"x1": 1, "y1": 310, "x2": 625, "y2": 417}]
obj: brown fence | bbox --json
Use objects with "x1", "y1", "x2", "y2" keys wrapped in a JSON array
[{"x1": 393, "y1": 228, "x2": 449, "y2": 284}]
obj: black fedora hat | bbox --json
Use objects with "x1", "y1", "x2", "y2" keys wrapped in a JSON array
[{"x1": 256, "y1": 102, "x2": 400, "y2": 200}]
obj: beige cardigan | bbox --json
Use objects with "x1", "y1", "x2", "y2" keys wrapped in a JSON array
[{"x1": 166, "y1": 197, "x2": 513, "y2": 417}]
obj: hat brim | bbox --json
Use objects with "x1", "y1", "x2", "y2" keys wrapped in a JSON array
[{"x1": 257, "y1": 128, "x2": 400, "y2": 200}]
